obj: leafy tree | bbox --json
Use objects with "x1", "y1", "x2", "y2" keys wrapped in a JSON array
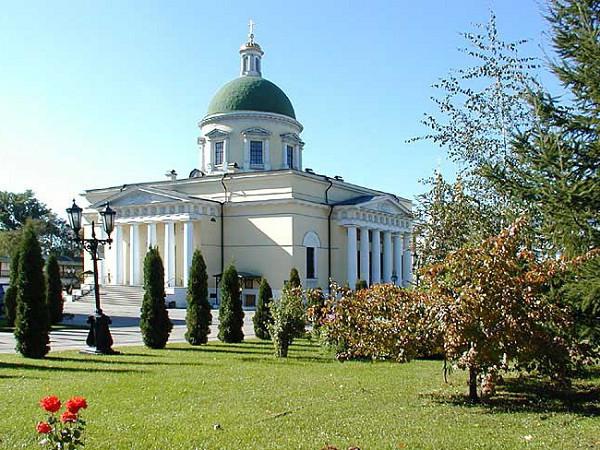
[
  {"x1": 3, "y1": 248, "x2": 20, "y2": 326},
  {"x1": 140, "y1": 247, "x2": 172, "y2": 349},
  {"x1": 424, "y1": 218, "x2": 592, "y2": 402},
  {"x1": 268, "y1": 286, "x2": 306, "y2": 357},
  {"x1": 14, "y1": 223, "x2": 50, "y2": 358},
  {"x1": 485, "y1": 0, "x2": 599, "y2": 256},
  {"x1": 0, "y1": 190, "x2": 79, "y2": 258},
  {"x1": 185, "y1": 250, "x2": 212, "y2": 345},
  {"x1": 45, "y1": 254, "x2": 64, "y2": 325},
  {"x1": 414, "y1": 174, "x2": 500, "y2": 270},
  {"x1": 288, "y1": 267, "x2": 301, "y2": 288},
  {"x1": 218, "y1": 264, "x2": 244, "y2": 343},
  {"x1": 412, "y1": 11, "x2": 539, "y2": 259},
  {"x1": 253, "y1": 278, "x2": 273, "y2": 340}
]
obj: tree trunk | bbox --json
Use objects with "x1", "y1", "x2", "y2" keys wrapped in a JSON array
[{"x1": 468, "y1": 366, "x2": 479, "y2": 402}]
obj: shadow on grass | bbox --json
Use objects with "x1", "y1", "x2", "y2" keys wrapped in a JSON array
[
  {"x1": 45, "y1": 356, "x2": 217, "y2": 368},
  {"x1": 0, "y1": 361, "x2": 143, "y2": 374},
  {"x1": 167, "y1": 346, "x2": 272, "y2": 356},
  {"x1": 429, "y1": 376, "x2": 600, "y2": 417}
]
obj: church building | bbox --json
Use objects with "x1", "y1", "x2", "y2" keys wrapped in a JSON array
[{"x1": 82, "y1": 28, "x2": 414, "y2": 307}]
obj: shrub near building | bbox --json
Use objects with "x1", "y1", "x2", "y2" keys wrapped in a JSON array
[
  {"x1": 14, "y1": 223, "x2": 50, "y2": 358},
  {"x1": 268, "y1": 285, "x2": 306, "y2": 358},
  {"x1": 140, "y1": 247, "x2": 172, "y2": 349},
  {"x1": 46, "y1": 254, "x2": 64, "y2": 325},
  {"x1": 218, "y1": 264, "x2": 244, "y2": 343},
  {"x1": 253, "y1": 278, "x2": 273, "y2": 340},
  {"x1": 185, "y1": 250, "x2": 212, "y2": 345}
]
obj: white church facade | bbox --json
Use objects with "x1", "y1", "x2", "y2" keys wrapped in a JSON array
[{"x1": 82, "y1": 29, "x2": 413, "y2": 307}]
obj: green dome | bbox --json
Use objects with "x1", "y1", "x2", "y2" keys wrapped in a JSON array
[{"x1": 206, "y1": 77, "x2": 296, "y2": 119}]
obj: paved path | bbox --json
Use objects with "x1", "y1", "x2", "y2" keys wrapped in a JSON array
[{"x1": 0, "y1": 299, "x2": 255, "y2": 354}]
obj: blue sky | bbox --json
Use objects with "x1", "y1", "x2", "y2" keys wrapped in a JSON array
[{"x1": 0, "y1": 0, "x2": 558, "y2": 216}]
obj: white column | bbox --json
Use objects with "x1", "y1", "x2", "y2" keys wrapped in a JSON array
[
  {"x1": 147, "y1": 223, "x2": 157, "y2": 249},
  {"x1": 206, "y1": 141, "x2": 213, "y2": 173},
  {"x1": 223, "y1": 139, "x2": 229, "y2": 167},
  {"x1": 359, "y1": 227, "x2": 370, "y2": 285},
  {"x1": 282, "y1": 143, "x2": 288, "y2": 169},
  {"x1": 383, "y1": 231, "x2": 393, "y2": 283},
  {"x1": 183, "y1": 221, "x2": 194, "y2": 287},
  {"x1": 371, "y1": 229, "x2": 381, "y2": 284},
  {"x1": 164, "y1": 222, "x2": 175, "y2": 287},
  {"x1": 402, "y1": 233, "x2": 413, "y2": 287},
  {"x1": 346, "y1": 226, "x2": 358, "y2": 288},
  {"x1": 243, "y1": 137, "x2": 250, "y2": 169},
  {"x1": 298, "y1": 145, "x2": 303, "y2": 170},
  {"x1": 294, "y1": 145, "x2": 300, "y2": 170},
  {"x1": 113, "y1": 225, "x2": 123, "y2": 285},
  {"x1": 264, "y1": 139, "x2": 271, "y2": 170},
  {"x1": 393, "y1": 234, "x2": 403, "y2": 286},
  {"x1": 129, "y1": 224, "x2": 140, "y2": 285}
]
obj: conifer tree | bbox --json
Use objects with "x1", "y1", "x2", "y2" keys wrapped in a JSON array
[
  {"x1": 185, "y1": 250, "x2": 212, "y2": 345},
  {"x1": 288, "y1": 267, "x2": 301, "y2": 288},
  {"x1": 218, "y1": 264, "x2": 244, "y2": 343},
  {"x1": 140, "y1": 247, "x2": 172, "y2": 349},
  {"x1": 46, "y1": 254, "x2": 63, "y2": 325},
  {"x1": 3, "y1": 248, "x2": 20, "y2": 327},
  {"x1": 14, "y1": 223, "x2": 49, "y2": 358},
  {"x1": 253, "y1": 278, "x2": 273, "y2": 340}
]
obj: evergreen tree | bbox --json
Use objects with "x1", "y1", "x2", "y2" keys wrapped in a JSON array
[
  {"x1": 14, "y1": 223, "x2": 49, "y2": 358},
  {"x1": 140, "y1": 247, "x2": 172, "y2": 349},
  {"x1": 45, "y1": 254, "x2": 64, "y2": 324},
  {"x1": 288, "y1": 267, "x2": 301, "y2": 288},
  {"x1": 218, "y1": 264, "x2": 244, "y2": 343},
  {"x1": 185, "y1": 250, "x2": 212, "y2": 345},
  {"x1": 355, "y1": 279, "x2": 368, "y2": 291},
  {"x1": 3, "y1": 247, "x2": 20, "y2": 327},
  {"x1": 253, "y1": 278, "x2": 273, "y2": 340}
]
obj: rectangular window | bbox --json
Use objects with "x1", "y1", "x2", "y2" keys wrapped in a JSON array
[
  {"x1": 244, "y1": 278, "x2": 253, "y2": 289},
  {"x1": 286, "y1": 145, "x2": 294, "y2": 168},
  {"x1": 214, "y1": 141, "x2": 224, "y2": 165},
  {"x1": 306, "y1": 247, "x2": 315, "y2": 279},
  {"x1": 250, "y1": 140, "x2": 263, "y2": 165}
]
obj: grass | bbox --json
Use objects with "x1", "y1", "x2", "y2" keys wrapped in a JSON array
[{"x1": 0, "y1": 340, "x2": 598, "y2": 450}]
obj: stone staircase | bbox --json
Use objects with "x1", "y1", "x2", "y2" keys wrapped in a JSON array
[{"x1": 80, "y1": 285, "x2": 145, "y2": 308}]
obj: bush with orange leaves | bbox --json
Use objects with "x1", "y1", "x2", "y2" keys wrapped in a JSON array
[
  {"x1": 309, "y1": 283, "x2": 442, "y2": 362},
  {"x1": 423, "y1": 217, "x2": 598, "y2": 401}
]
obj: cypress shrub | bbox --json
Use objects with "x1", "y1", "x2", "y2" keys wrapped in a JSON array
[
  {"x1": 140, "y1": 247, "x2": 172, "y2": 349},
  {"x1": 218, "y1": 264, "x2": 244, "y2": 343},
  {"x1": 253, "y1": 278, "x2": 273, "y2": 340},
  {"x1": 185, "y1": 250, "x2": 212, "y2": 345},
  {"x1": 46, "y1": 254, "x2": 64, "y2": 324},
  {"x1": 288, "y1": 267, "x2": 301, "y2": 288},
  {"x1": 355, "y1": 279, "x2": 368, "y2": 291},
  {"x1": 3, "y1": 248, "x2": 21, "y2": 327},
  {"x1": 14, "y1": 223, "x2": 49, "y2": 358}
]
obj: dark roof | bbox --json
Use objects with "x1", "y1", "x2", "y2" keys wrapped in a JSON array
[{"x1": 333, "y1": 195, "x2": 375, "y2": 206}]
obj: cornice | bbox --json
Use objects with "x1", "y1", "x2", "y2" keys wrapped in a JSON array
[{"x1": 200, "y1": 110, "x2": 303, "y2": 132}]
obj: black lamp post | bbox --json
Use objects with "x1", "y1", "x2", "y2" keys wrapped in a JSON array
[{"x1": 66, "y1": 199, "x2": 118, "y2": 355}]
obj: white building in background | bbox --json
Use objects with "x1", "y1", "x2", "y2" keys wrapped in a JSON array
[{"x1": 82, "y1": 28, "x2": 413, "y2": 307}]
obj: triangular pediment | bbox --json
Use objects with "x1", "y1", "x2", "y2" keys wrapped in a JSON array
[
  {"x1": 241, "y1": 127, "x2": 271, "y2": 137},
  {"x1": 90, "y1": 187, "x2": 190, "y2": 209},
  {"x1": 205, "y1": 128, "x2": 230, "y2": 139},
  {"x1": 338, "y1": 195, "x2": 411, "y2": 217}
]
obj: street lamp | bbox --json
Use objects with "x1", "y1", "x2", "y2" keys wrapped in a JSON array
[{"x1": 66, "y1": 199, "x2": 118, "y2": 355}]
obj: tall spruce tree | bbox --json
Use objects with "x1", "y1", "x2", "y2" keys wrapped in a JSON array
[
  {"x1": 218, "y1": 264, "x2": 244, "y2": 343},
  {"x1": 140, "y1": 247, "x2": 172, "y2": 349},
  {"x1": 253, "y1": 278, "x2": 273, "y2": 340},
  {"x1": 14, "y1": 223, "x2": 49, "y2": 358},
  {"x1": 288, "y1": 267, "x2": 301, "y2": 288},
  {"x1": 185, "y1": 250, "x2": 212, "y2": 345},
  {"x1": 46, "y1": 254, "x2": 64, "y2": 324},
  {"x1": 3, "y1": 247, "x2": 20, "y2": 326}
]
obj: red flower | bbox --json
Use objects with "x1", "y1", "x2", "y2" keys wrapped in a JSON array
[
  {"x1": 36, "y1": 422, "x2": 52, "y2": 434},
  {"x1": 60, "y1": 411, "x2": 78, "y2": 423},
  {"x1": 39, "y1": 396, "x2": 61, "y2": 413},
  {"x1": 65, "y1": 396, "x2": 87, "y2": 414}
]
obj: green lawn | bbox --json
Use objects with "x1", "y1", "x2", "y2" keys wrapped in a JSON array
[{"x1": 0, "y1": 340, "x2": 598, "y2": 450}]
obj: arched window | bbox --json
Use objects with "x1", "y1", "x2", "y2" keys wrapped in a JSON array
[{"x1": 302, "y1": 231, "x2": 321, "y2": 280}]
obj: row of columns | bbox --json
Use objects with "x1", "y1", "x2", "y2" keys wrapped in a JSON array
[
  {"x1": 110, "y1": 221, "x2": 195, "y2": 287},
  {"x1": 346, "y1": 225, "x2": 412, "y2": 288}
]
